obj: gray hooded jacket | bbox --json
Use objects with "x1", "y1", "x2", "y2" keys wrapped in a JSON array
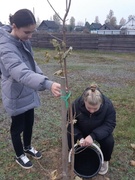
[{"x1": 0, "y1": 26, "x2": 53, "y2": 116}]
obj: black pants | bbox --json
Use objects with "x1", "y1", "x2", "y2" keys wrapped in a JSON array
[
  {"x1": 96, "y1": 134, "x2": 114, "y2": 161},
  {"x1": 68, "y1": 134, "x2": 114, "y2": 161},
  {"x1": 10, "y1": 109, "x2": 34, "y2": 157}
]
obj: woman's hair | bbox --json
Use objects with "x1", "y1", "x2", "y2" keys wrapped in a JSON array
[
  {"x1": 83, "y1": 83, "x2": 102, "y2": 105},
  {"x1": 9, "y1": 9, "x2": 36, "y2": 28}
]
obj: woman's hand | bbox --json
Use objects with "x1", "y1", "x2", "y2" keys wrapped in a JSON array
[
  {"x1": 84, "y1": 135, "x2": 93, "y2": 146},
  {"x1": 80, "y1": 135, "x2": 93, "y2": 147},
  {"x1": 51, "y1": 82, "x2": 61, "y2": 97}
]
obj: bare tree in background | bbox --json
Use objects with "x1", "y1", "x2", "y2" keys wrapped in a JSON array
[
  {"x1": 53, "y1": 13, "x2": 61, "y2": 25},
  {"x1": 77, "y1": 21, "x2": 84, "y2": 26},
  {"x1": 36, "y1": 17, "x2": 41, "y2": 27},
  {"x1": 105, "y1": 9, "x2": 117, "y2": 27},
  {"x1": 119, "y1": 18, "x2": 126, "y2": 26},
  {"x1": 128, "y1": 15, "x2": 135, "y2": 21},
  {"x1": 110, "y1": 16, "x2": 117, "y2": 27},
  {"x1": 69, "y1": 16, "x2": 75, "y2": 32},
  {"x1": 105, "y1": 9, "x2": 113, "y2": 23},
  {"x1": 94, "y1": 16, "x2": 100, "y2": 23}
]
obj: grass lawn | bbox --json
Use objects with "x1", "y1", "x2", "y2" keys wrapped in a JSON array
[{"x1": 0, "y1": 48, "x2": 135, "y2": 179}]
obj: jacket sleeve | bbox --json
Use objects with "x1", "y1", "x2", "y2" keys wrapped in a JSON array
[
  {"x1": 0, "y1": 49, "x2": 53, "y2": 91},
  {"x1": 23, "y1": 40, "x2": 44, "y2": 75},
  {"x1": 90, "y1": 102, "x2": 116, "y2": 141},
  {"x1": 34, "y1": 60, "x2": 44, "y2": 75}
]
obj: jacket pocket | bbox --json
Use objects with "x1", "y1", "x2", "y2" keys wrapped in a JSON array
[
  {"x1": 2, "y1": 79, "x2": 34, "y2": 99},
  {"x1": 16, "y1": 92, "x2": 34, "y2": 108},
  {"x1": 2, "y1": 80, "x2": 24, "y2": 99}
]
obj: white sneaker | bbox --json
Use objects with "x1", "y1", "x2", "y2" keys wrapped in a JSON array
[
  {"x1": 16, "y1": 154, "x2": 33, "y2": 169},
  {"x1": 24, "y1": 146, "x2": 42, "y2": 159},
  {"x1": 98, "y1": 161, "x2": 109, "y2": 175}
]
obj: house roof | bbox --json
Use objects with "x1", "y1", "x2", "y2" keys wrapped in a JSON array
[
  {"x1": 74, "y1": 26, "x2": 84, "y2": 32},
  {"x1": 37, "y1": 20, "x2": 59, "y2": 30},
  {"x1": 90, "y1": 23, "x2": 102, "y2": 30},
  {"x1": 120, "y1": 18, "x2": 135, "y2": 30},
  {"x1": 99, "y1": 23, "x2": 116, "y2": 30}
]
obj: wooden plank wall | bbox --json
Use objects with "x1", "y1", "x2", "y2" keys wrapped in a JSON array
[
  {"x1": 31, "y1": 32, "x2": 135, "y2": 52},
  {"x1": 98, "y1": 35, "x2": 135, "y2": 52}
]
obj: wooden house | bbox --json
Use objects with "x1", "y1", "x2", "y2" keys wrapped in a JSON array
[
  {"x1": 99, "y1": 23, "x2": 116, "y2": 30},
  {"x1": 120, "y1": 18, "x2": 135, "y2": 35},
  {"x1": 89, "y1": 23, "x2": 102, "y2": 31},
  {"x1": 85, "y1": 22, "x2": 102, "y2": 32},
  {"x1": 37, "y1": 20, "x2": 60, "y2": 32}
]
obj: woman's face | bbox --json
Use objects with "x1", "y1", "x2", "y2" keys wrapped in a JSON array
[
  {"x1": 84, "y1": 101, "x2": 101, "y2": 114},
  {"x1": 11, "y1": 24, "x2": 36, "y2": 41}
]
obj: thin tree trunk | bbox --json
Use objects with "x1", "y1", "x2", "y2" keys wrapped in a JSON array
[
  {"x1": 61, "y1": 77, "x2": 69, "y2": 180},
  {"x1": 69, "y1": 103, "x2": 75, "y2": 180}
]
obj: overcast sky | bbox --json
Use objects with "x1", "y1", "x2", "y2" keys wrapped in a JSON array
[{"x1": 0, "y1": 0, "x2": 134, "y2": 25}]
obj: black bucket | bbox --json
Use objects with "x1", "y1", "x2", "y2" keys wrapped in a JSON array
[{"x1": 69, "y1": 143, "x2": 104, "y2": 179}]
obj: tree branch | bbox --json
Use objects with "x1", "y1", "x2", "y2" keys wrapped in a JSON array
[{"x1": 46, "y1": 0, "x2": 63, "y2": 21}]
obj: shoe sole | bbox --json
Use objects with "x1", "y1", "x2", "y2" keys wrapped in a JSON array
[
  {"x1": 98, "y1": 169, "x2": 108, "y2": 175},
  {"x1": 16, "y1": 160, "x2": 33, "y2": 169},
  {"x1": 25, "y1": 153, "x2": 42, "y2": 160}
]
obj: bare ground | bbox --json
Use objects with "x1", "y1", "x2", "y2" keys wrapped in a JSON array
[{"x1": 0, "y1": 50, "x2": 135, "y2": 180}]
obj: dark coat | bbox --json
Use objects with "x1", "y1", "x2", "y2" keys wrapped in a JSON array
[{"x1": 68, "y1": 90, "x2": 116, "y2": 142}]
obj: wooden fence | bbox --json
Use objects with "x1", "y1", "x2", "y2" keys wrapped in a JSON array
[{"x1": 31, "y1": 32, "x2": 135, "y2": 52}]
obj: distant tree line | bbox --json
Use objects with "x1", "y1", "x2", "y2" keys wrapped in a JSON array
[{"x1": 34, "y1": 9, "x2": 135, "y2": 32}]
